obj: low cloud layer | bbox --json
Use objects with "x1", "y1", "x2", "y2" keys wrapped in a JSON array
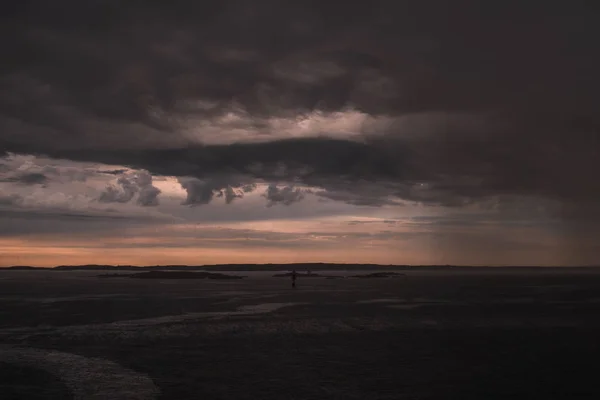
[
  {"x1": 2, "y1": 172, "x2": 48, "y2": 185},
  {"x1": 264, "y1": 184, "x2": 307, "y2": 206},
  {"x1": 99, "y1": 171, "x2": 161, "y2": 206},
  {"x1": 177, "y1": 176, "x2": 256, "y2": 206}
]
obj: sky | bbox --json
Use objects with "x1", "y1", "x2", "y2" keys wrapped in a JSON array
[{"x1": 1, "y1": 1, "x2": 599, "y2": 266}]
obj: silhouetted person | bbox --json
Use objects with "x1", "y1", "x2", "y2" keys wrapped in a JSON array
[{"x1": 291, "y1": 269, "x2": 297, "y2": 288}]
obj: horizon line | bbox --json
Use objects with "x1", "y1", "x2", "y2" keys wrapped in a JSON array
[{"x1": 2, "y1": 263, "x2": 600, "y2": 270}]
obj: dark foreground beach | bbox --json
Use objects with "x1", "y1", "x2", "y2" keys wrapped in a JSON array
[{"x1": 2, "y1": 267, "x2": 600, "y2": 399}]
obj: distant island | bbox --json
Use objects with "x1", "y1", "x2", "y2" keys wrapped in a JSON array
[
  {"x1": 349, "y1": 272, "x2": 407, "y2": 279},
  {"x1": 272, "y1": 272, "x2": 342, "y2": 279},
  {"x1": 271, "y1": 271, "x2": 405, "y2": 279},
  {"x1": 98, "y1": 271, "x2": 245, "y2": 280}
]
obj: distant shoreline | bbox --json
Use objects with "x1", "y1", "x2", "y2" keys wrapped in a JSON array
[
  {"x1": 98, "y1": 271, "x2": 246, "y2": 280},
  {"x1": 1, "y1": 263, "x2": 600, "y2": 272}
]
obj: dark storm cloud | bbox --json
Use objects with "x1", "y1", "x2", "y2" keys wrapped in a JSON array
[
  {"x1": 132, "y1": 170, "x2": 161, "y2": 206},
  {"x1": 56, "y1": 168, "x2": 89, "y2": 182},
  {"x1": 98, "y1": 169, "x2": 128, "y2": 175},
  {"x1": 0, "y1": 208, "x2": 151, "y2": 223},
  {"x1": 178, "y1": 178, "x2": 214, "y2": 205},
  {"x1": 216, "y1": 186, "x2": 244, "y2": 205},
  {"x1": 0, "y1": 207, "x2": 166, "y2": 237},
  {"x1": 137, "y1": 185, "x2": 161, "y2": 207},
  {"x1": 263, "y1": 184, "x2": 306, "y2": 206},
  {"x1": 68, "y1": 138, "x2": 410, "y2": 182},
  {"x1": 2, "y1": 172, "x2": 48, "y2": 185},
  {"x1": 2, "y1": 1, "x2": 595, "y2": 119},
  {"x1": 99, "y1": 176, "x2": 138, "y2": 203},
  {"x1": 1, "y1": 1, "x2": 599, "y2": 213},
  {"x1": 0, "y1": 154, "x2": 100, "y2": 184},
  {"x1": 347, "y1": 220, "x2": 398, "y2": 226},
  {"x1": 312, "y1": 180, "x2": 406, "y2": 207},
  {"x1": 178, "y1": 176, "x2": 255, "y2": 206},
  {"x1": 0, "y1": 194, "x2": 23, "y2": 206}
]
